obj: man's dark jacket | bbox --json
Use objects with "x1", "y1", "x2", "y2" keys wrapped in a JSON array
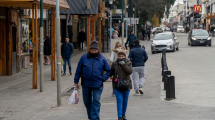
[
  {"x1": 61, "y1": 43, "x2": 74, "y2": 59},
  {"x1": 129, "y1": 45, "x2": 148, "y2": 67},
  {"x1": 78, "y1": 31, "x2": 86, "y2": 42}
]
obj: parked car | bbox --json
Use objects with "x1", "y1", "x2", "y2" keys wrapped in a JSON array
[
  {"x1": 177, "y1": 26, "x2": 185, "y2": 33},
  {"x1": 151, "y1": 32, "x2": 179, "y2": 54},
  {"x1": 151, "y1": 27, "x2": 163, "y2": 35},
  {"x1": 188, "y1": 29, "x2": 212, "y2": 46}
]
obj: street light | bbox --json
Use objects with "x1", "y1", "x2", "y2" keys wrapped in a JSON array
[
  {"x1": 126, "y1": 4, "x2": 129, "y2": 9},
  {"x1": 109, "y1": 0, "x2": 113, "y2": 5},
  {"x1": 133, "y1": 7, "x2": 135, "y2": 31},
  {"x1": 109, "y1": 0, "x2": 113, "y2": 52}
]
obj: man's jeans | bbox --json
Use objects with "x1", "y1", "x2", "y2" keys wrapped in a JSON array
[
  {"x1": 82, "y1": 86, "x2": 103, "y2": 120},
  {"x1": 211, "y1": 31, "x2": 214, "y2": 37},
  {"x1": 63, "y1": 57, "x2": 72, "y2": 74}
]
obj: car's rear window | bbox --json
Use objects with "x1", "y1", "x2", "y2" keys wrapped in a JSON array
[
  {"x1": 192, "y1": 30, "x2": 209, "y2": 36},
  {"x1": 154, "y1": 34, "x2": 172, "y2": 40}
]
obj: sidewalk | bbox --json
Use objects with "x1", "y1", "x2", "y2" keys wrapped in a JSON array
[{"x1": 0, "y1": 41, "x2": 215, "y2": 120}]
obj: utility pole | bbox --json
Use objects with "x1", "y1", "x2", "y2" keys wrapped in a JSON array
[
  {"x1": 129, "y1": 0, "x2": 132, "y2": 17},
  {"x1": 56, "y1": 0, "x2": 62, "y2": 106},
  {"x1": 40, "y1": 0, "x2": 43, "y2": 92},
  {"x1": 122, "y1": 0, "x2": 124, "y2": 47}
]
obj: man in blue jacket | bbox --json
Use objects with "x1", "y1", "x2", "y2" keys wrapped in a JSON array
[
  {"x1": 129, "y1": 40, "x2": 148, "y2": 96},
  {"x1": 61, "y1": 37, "x2": 74, "y2": 76},
  {"x1": 74, "y1": 40, "x2": 111, "y2": 120},
  {"x1": 126, "y1": 30, "x2": 137, "y2": 50}
]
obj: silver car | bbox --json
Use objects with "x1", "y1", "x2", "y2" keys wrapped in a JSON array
[{"x1": 151, "y1": 32, "x2": 179, "y2": 54}]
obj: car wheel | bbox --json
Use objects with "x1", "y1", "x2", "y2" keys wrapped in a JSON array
[
  {"x1": 176, "y1": 46, "x2": 179, "y2": 51},
  {"x1": 172, "y1": 46, "x2": 175, "y2": 52},
  {"x1": 190, "y1": 42, "x2": 194, "y2": 47},
  {"x1": 209, "y1": 44, "x2": 212, "y2": 46},
  {"x1": 151, "y1": 51, "x2": 155, "y2": 54}
]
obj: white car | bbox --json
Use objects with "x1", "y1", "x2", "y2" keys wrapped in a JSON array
[{"x1": 151, "y1": 32, "x2": 179, "y2": 54}]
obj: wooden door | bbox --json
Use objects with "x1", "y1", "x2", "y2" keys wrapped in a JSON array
[{"x1": 0, "y1": 19, "x2": 6, "y2": 75}]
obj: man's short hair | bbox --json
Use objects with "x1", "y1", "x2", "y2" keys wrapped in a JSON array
[
  {"x1": 130, "y1": 30, "x2": 133, "y2": 34},
  {"x1": 134, "y1": 39, "x2": 140, "y2": 45},
  {"x1": 65, "y1": 37, "x2": 69, "y2": 39}
]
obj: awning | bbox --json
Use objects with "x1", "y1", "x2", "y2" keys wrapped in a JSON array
[
  {"x1": 0, "y1": 0, "x2": 69, "y2": 9},
  {"x1": 60, "y1": 0, "x2": 98, "y2": 15}
]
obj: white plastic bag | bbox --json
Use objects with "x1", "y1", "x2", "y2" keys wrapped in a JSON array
[{"x1": 68, "y1": 87, "x2": 79, "y2": 104}]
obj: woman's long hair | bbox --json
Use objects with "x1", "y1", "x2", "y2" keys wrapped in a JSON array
[{"x1": 114, "y1": 41, "x2": 121, "y2": 49}]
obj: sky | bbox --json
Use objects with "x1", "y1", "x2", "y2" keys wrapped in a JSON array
[{"x1": 173, "y1": 0, "x2": 183, "y2": 6}]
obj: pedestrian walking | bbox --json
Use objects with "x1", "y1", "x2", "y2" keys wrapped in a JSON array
[
  {"x1": 113, "y1": 28, "x2": 119, "y2": 39},
  {"x1": 126, "y1": 30, "x2": 137, "y2": 50},
  {"x1": 142, "y1": 27, "x2": 146, "y2": 40},
  {"x1": 129, "y1": 40, "x2": 148, "y2": 96},
  {"x1": 147, "y1": 27, "x2": 151, "y2": 40},
  {"x1": 44, "y1": 36, "x2": 51, "y2": 65},
  {"x1": 210, "y1": 24, "x2": 214, "y2": 37},
  {"x1": 78, "y1": 28, "x2": 86, "y2": 51},
  {"x1": 61, "y1": 37, "x2": 74, "y2": 76},
  {"x1": 74, "y1": 40, "x2": 111, "y2": 120},
  {"x1": 110, "y1": 49, "x2": 133, "y2": 120},
  {"x1": 110, "y1": 41, "x2": 122, "y2": 64}
]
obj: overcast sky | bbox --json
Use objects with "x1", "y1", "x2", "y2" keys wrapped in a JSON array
[{"x1": 173, "y1": 0, "x2": 184, "y2": 6}]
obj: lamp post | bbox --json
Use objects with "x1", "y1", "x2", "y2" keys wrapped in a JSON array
[
  {"x1": 109, "y1": 0, "x2": 113, "y2": 52},
  {"x1": 121, "y1": 0, "x2": 124, "y2": 47},
  {"x1": 126, "y1": 4, "x2": 129, "y2": 40},
  {"x1": 133, "y1": 7, "x2": 135, "y2": 32}
]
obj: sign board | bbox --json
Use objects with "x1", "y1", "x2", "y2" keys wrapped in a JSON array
[
  {"x1": 124, "y1": 18, "x2": 139, "y2": 25},
  {"x1": 194, "y1": 5, "x2": 202, "y2": 13}
]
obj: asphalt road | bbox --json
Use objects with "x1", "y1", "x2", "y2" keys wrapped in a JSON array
[{"x1": 165, "y1": 32, "x2": 215, "y2": 107}]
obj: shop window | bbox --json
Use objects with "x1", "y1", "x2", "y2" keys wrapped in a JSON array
[{"x1": 20, "y1": 19, "x2": 31, "y2": 55}]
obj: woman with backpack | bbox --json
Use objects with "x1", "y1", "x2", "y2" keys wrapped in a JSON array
[{"x1": 110, "y1": 49, "x2": 133, "y2": 120}]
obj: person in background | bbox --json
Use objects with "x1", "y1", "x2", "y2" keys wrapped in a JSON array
[
  {"x1": 44, "y1": 36, "x2": 51, "y2": 65},
  {"x1": 78, "y1": 28, "x2": 86, "y2": 51},
  {"x1": 61, "y1": 37, "x2": 74, "y2": 76},
  {"x1": 142, "y1": 27, "x2": 146, "y2": 40},
  {"x1": 110, "y1": 49, "x2": 133, "y2": 120},
  {"x1": 109, "y1": 41, "x2": 122, "y2": 96},
  {"x1": 113, "y1": 28, "x2": 119, "y2": 39},
  {"x1": 108, "y1": 28, "x2": 114, "y2": 38},
  {"x1": 74, "y1": 40, "x2": 111, "y2": 120},
  {"x1": 126, "y1": 30, "x2": 137, "y2": 50},
  {"x1": 129, "y1": 40, "x2": 148, "y2": 96},
  {"x1": 147, "y1": 27, "x2": 151, "y2": 40},
  {"x1": 210, "y1": 24, "x2": 214, "y2": 37}
]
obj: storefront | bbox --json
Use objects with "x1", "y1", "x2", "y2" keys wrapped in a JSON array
[{"x1": 0, "y1": 7, "x2": 6, "y2": 76}]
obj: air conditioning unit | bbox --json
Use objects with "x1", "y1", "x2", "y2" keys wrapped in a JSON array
[{"x1": 20, "y1": 9, "x2": 29, "y2": 16}]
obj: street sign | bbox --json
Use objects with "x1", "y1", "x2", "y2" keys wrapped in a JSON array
[
  {"x1": 194, "y1": 5, "x2": 202, "y2": 13},
  {"x1": 124, "y1": 18, "x2": 139, "y2": 25}
]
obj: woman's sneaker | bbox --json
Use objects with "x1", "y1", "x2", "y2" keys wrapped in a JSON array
[
  {"x1": 139, "y1": 87, "x2": 144, "y2": 95},
  {"x1": 134, "y1": 90, "x2": 140, "y2": 96}
]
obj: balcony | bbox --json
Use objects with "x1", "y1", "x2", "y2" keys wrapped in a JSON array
[
  {"x1": 203, "y1": 0, "x2": 209, "y2": 3},
  {"x1": 207, "y1": 13, "x2": 215, "y2": 18}
]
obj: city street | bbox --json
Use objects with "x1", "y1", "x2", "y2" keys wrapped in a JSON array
[{"x1": 1, "y1": 33, "x2": 215, "y2": 120}]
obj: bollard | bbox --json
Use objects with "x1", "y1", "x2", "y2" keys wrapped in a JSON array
[
  {"x1": 162, "y1": 70, "x2": 171, "y2": 91},
  {"x1": 165, "y1": 75, "x2": 176, "y2": 100}
]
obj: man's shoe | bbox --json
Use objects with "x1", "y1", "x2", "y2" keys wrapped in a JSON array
[
  {"x1": 118, "y1": 117, "x2": 123, "y2": 120},
  {"x1": 134, "y1": 90, "x2": 140, "y2": 96},
  {"x1": 139, "y1": 87, "x2": 144, "y2": 95},
  {"x1": 70, "y1": 72, "x2": 72, "y2": 75},
  {"x1": 122, "y1": 115, "x2": 127, "y2": 120},
  {"x1": 62, "y1": 74, "x2": 66, "y2": 76}
]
